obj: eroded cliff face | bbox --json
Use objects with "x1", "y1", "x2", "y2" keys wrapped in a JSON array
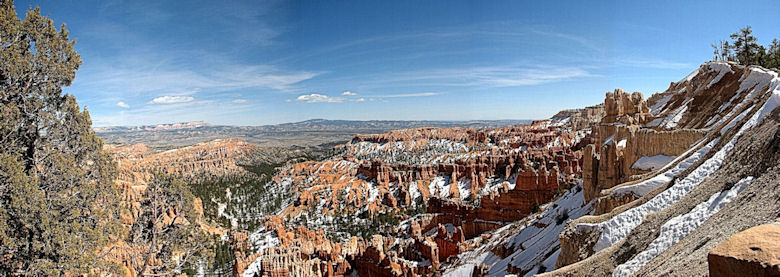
[
  {"x1": 551, "y1": 104, "x2": 606, "y2": 131},
  {"x1": 240, "y1": 121, "x2": 591, "y2": 276},
  {"x1": 103, "y1": 139, "x2": 255, "y2": 275},
  {"x1": 550, "y1": 62, "x2": 780, "y2": 276},
  {"x1": 581, "y1": 89, "x2": 706, "y2": 207}
]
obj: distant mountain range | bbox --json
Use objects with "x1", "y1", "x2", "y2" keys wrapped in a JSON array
[{"x1": 95, "y1": 119, "x2": 533, "y2": 149}]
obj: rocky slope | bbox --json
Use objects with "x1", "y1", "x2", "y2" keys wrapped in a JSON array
[{"x1": 548, "y1": 61, "x2": 780, "y2": 276}]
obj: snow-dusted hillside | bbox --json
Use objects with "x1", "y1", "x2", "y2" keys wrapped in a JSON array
[
  {"x1": 446, "y1": 62, "x2": 780, "y2": 276},
  {"x1": 548, "y1": 62, "x2": 780, "y2": 276}
]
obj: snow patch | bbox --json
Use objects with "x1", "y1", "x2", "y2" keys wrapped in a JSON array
[
  {"x1": 429, "y1": 176, "x2": 450, "y2": 198},
  {"x1": 584, "y1": 72, "x2": 778, "y2": 253},
  {"x1": 615, "y1": 139, "x2": 715, "y2": 197},
  {"x1": 613, "y1": 176, "x2": 753, "y2": 276},
  {"x1": 630, "y1": 155, "x2": 677, "y2": 171},
  {"x1": 707, "y1": 62, "x2": 735, "y2": 89},
  {"x1": 242, "y1": 231, "x2": 280, "y2": 277},
  {"x1": 649, "y1": 94, "x2": 673, "y2": 115}
]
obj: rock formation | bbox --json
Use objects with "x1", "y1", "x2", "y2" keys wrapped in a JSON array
[
  {"x1": 708, "y1": 220, "x2": 780, "y2": 277},
  {"x1": 551, "y1": 104, "x2": 606, "y2": 131},
  {"x1": 548, "y1": 62, "x2": 780, "y2": 276},
  {"x1": 239, "y1": 121, "x2": 590, "y2": 276},
  {"x1": 582, "y1": 89, "x2": 705, "y2": 204}
]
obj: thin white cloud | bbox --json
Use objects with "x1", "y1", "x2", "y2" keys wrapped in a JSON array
[
  {"x1": 295, "y1": 93, "x2": 344, "y2": 103},
  {"x1": 385, "y1": 66, "x2": 594, "y2": 87},
  {"x1": 149, "y1": 95, "x2": 195, "y2": 104},
  {"x1": 614, "y1": 58, "x2": 693, "y2": 69},
  {"x1": 352, "y1": 98, "x2": 366, "y2": 102},
  {"x1": 116, "y1": 101, "x2": 130, "y2": 108},
  {"x1": 232, "y1": 99, "x2": 248, "y2": 103},
  {"x1": 381, "y1": 92, "x2": 439, "y2": 98},
  {"x1": 342, "y1": 91, "x2": 358, "y2": 96}
]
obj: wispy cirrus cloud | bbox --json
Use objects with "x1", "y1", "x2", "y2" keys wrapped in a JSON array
[
  {"x1": 612, "y1": 58, "x2": 693, "y2": 69},
  {"x1": 380, "y1": 66, "x2": 594, "y2": 88},
  {"x1": 380, "y1": 92, "x2": 439, "y2": 98},
  {"x1": 292, "y1": 91, "x2": 440, "y2": 103},
  {"x1": 149, "y1": 95, "x2": 195, "y2": 104}
]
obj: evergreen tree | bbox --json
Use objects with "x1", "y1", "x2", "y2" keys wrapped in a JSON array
[
  {"x1": 729, "y1": 26, "x2": 763, "y2": 65},
  {"x1": 0, "y1": 0, "x2": 124, "y2": 274},
  {"x1": 126, "y1": 173, "x2": 212, "y2": 276},
  {"x1": 766, "y1": 38, "x2": 780, "y2": 69}
]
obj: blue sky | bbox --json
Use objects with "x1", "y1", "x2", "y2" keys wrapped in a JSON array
[{"x1": 14, "y1": 0, "x2": 780, "y2": 126}]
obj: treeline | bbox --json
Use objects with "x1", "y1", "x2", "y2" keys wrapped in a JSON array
[{"x1": 711, "y1": 26, "x2": 780, "y2": 69}]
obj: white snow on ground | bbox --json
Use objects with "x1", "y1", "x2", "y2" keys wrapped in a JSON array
[
  {"x1": 603, "y1": 135, "x2": 614, "y2": 145},
  {"x1": 707, "y1": 62, "x2": 735, "y2": 88},
  {"x1": 649, "y1": 94, "x2": 673, "y2": 115},
  {"x1": 366, "y1": 182, "x2": 380, "y2": 203},
  {"x1": 707, "y1": 67, "x2": 771, "y2": 131},
  {"x1": 429, "y1": 176, "x2": 450, "y2": 198},
  {"x1": 679, "y1": 67, "x2": 700, "y2": 84},
  {"x1": 663, "y1": 104, "x2": 688, "y2": 128},
  {"x1": 480, "y1": 178, "x2": 515, "y2": 196},
  {"x1": 443, "y1": 184, "x2": 592, "y2": 277},
  {"x1": 409, "y1": 181, "x2": 421, "y2": 203},
  {"x1": 613, "y1": 176, "x2": 754, "y2": 277},
  {"x1": 616, "y1": 138, "x2": 627, "y2": 148},
  {"x1": 704, "y1": 114, "x2": 721, "y2": 127},
  {"x1": 243, "y1": 230, "x2": 281, "y2": 277},
  {"x1": 614, "y1": 139, "x2": 716, "y2": 197},
  {"x1": 647, "y1": 98, "x2": 691, "y2": 129},
  {"x1": 551, "y1": 117, "x2": 571, "y2": 127},
  {"x1": 457, "y1": 178, "x2": 472, "y2": 200},
  {"x1": 630, "y1": 155, "x2": 677, "y2": 171},
  {"x1": 581, "y1": 67, "x2": 779, "y2": 253}
]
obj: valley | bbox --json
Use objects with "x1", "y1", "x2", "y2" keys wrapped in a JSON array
[{"x1": 100, "y1": 61, "x2": 780, "y2": 276}]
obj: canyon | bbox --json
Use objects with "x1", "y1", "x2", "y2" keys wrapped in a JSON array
[{"x1": 101, "y1": 61, "x2": 780, "y2": 277}]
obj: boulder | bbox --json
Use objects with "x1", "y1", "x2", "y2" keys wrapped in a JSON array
[{"x1": 708, "y1": 221, "x2": 780, "y2": 277}]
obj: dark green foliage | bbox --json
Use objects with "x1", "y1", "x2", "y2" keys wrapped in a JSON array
[
  {"x1": 712, "y1": 26, "x2": 780, "y2": 69},
  {"x1": 405, "y1": 200, "x2": 428, "y2": 217},
  {"x1": 0, "y1": 1, "x2": 123, "y2": 274},
  {"x1": 556, "y1": 208, "x2": 570, "y2": 225},
  {"x1": 493, "y1": 162, "x2": 506, "y2": 180},
  {"x1": 729, "y1": 26, "x2": 761, "y2": 66},
  {"x1": 209, "y1": 237, "x2": 235, "y2": 275},
  {"x1": 188, "y1": 163, "x2": 292, "y2": 231},
  {"x1": 127, "y1": 173, "x2": 213, "y2": 275}
]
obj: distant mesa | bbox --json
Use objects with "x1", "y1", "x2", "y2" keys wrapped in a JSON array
[{"x1": 94, "y1": 121, "x2": 211, "y2": 132}]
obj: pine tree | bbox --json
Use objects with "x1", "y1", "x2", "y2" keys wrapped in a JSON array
[
  {"x1": 0, "y1": 0, "x2": 124, "y2": 274},
  {"x1": 729, "y1": 26, "x2": 763, "y2": 65},
  {"x1": 766, "y1": 38, "x2": 780, "y2": 69},
  {"x1": 126, "y1": 173, "x2": 212, "y2": 276}
]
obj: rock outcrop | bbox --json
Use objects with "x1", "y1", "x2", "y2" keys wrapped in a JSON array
[
  {"x1": 582, "y1": 89, "x2": 705, "y2": 203},
  {"x1": 708, "y1": 220, "x2": 780, "y2": 277},
  {"x1": 551, "y1": 104, "x2": 606, "y2": 131}
]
